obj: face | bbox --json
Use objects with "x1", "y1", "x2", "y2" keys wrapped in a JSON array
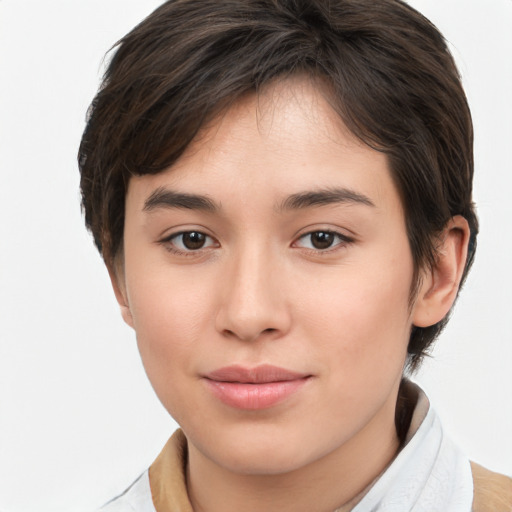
[{"x1": 117, "y1": 77, "x2": 423, "y2": 476}]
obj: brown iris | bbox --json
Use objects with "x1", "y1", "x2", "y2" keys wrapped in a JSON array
[
  {"x1": 181, "y1": 232, "x2": 207, "y2": 250},
  {"x1": 310, "y1": 231, "x2": 335, "y2": 250}
]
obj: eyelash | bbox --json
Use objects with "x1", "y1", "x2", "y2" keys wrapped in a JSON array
[{"x1": 159, "y1": 229, "x2": 354, "y2": 256}]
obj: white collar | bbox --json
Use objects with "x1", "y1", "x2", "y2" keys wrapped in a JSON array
[{"x1": 348, "y1": 381, "x2": 473, "y2": 512}]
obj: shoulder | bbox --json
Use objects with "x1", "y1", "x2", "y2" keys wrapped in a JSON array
[
  {"x1": 98, "y1": 470, "x2": 156, "y2": 512},
  {"x1": 471, "y1": 461, "x2": 512, "y2": 512}
]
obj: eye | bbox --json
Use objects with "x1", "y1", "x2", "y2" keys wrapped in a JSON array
[
  {"x1": 295, "y1": 230, "x2": 352, "y2": 251},
  {"x1": 164, "y1": 231, "x2": 217, "y2": 252}
]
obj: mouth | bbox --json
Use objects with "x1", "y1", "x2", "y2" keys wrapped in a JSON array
[{"x1": 203, "y1": 364, "x2": 312, "y2": 410}]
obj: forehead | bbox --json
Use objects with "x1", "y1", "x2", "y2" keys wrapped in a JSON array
[
  {"x1": 126, "y1": 76, "x2": 402, "y2": 219},
  {"x1": 183, "y1": 76, "x2": 365, "y2": 170}
]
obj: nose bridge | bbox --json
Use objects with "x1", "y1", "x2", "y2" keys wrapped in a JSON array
[{"x1": 216, "y1": 239, "x2": 289, "y2": 341}]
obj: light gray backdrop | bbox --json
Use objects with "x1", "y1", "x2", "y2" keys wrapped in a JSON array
[{"x1": 0, "y1": 1, "x2": 511, "y2": 510}]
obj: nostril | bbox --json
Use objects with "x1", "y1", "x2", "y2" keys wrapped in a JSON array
[{"x1": 221, "y1": 327, "x2": 278, "y2": 341}]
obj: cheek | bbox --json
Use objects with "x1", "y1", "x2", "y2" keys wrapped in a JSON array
[
  {"x1": 132, "y1": 284, "x2": 202, "y2": 343},
  {"x1": 298, "y1": 252, "x2": 414, "y2": 377},
  {"x1": 124, "y1": 265, "x2": 215, "y2": 395},
  {"x1": 128, "y1": 255, "x2": 213, "y2": 331},
  {"x1": 296, "y1": 257, "x2": 414, "y2": 434}
]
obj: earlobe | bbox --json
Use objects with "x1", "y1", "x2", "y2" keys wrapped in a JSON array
[
  {"x1": 412, "y1": 216, "x2": 470, "y2": 328},
  {"x1": 107, "y1": 265, "x2": 135, "y2": 329}
]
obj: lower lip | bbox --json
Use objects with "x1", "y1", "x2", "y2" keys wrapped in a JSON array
[{"x1": 204, "y1": 378, "x2": 310, "y2": 410}]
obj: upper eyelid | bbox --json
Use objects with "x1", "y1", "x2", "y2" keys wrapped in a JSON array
[
  {"x1": 292, "y1": 220, "x2": 357, "y2": 238},
  {"x1": 295, "y1": 228, "x2": 354, "y2": 242},
  {"x1": 159, "y1": 227, "x2": 215, "y2": 241},
  {"x1": 169, "y1": 231, "x2": 216, "y2": 242}
]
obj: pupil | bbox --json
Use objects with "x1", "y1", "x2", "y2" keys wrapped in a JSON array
[
  {"x1": 311, "y1": 231, "x2": 334, "y2": 249},
  {"x1": 183, "y1": 232, "x2": 205, "y2": 250}
]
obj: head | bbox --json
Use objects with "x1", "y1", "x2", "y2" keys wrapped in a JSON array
[
  {"x1": 79, "y1": 0, "x2": 477, "y2": 372},
  {"x1": 78, "y1": 0, "x2": 477, "y2": 473}
]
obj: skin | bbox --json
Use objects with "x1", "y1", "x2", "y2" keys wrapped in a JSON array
[{"x1": 111, "y1": 77, "x2": 469, "y2": 512}]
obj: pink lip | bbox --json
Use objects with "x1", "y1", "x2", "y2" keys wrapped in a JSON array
[{"x1": 203, "y1": 365, "x2": 311, "y2": 410}]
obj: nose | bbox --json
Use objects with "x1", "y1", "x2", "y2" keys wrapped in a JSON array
[{"x1": 215, "y1": 244, "x2": 291, "y2": 342}]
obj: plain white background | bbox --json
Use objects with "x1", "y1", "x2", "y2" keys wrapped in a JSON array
[{"x1": 0, "y1": 1, "x2": 511, "y2": 510}]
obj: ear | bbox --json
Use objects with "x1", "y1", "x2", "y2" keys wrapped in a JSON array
[
  {"x1": 107, "y1": 264, "x2": 135, "y2": 329},
  {"x1": 412, "y1": 216, "x2": 470, "y2": 328}
]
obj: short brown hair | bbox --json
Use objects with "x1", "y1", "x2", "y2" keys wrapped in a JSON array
[{"x1": 78, "y1": 0, "x2": 478, "y2": 369}]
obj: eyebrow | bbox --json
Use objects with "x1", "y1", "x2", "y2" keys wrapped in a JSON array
[
  {"x1": 278, "y1": 187, "x2": 375, "y2": 211},
  {"x1": 143, "y1": 186, "x2": 375, "y2": 214},
  {"x1": 143, "y1": 187, "x2": 219, "y2": 213}
]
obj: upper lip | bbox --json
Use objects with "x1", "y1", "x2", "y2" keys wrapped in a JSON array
[{"x1": 204, "y1": 364, "x2": 310, "y2": 383}]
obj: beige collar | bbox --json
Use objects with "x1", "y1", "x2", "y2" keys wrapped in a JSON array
[{"x1": 149, "y1": 429, "x2": 193, "y2": 512}]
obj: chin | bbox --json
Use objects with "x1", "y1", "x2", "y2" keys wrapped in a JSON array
[
  {"x1": 220, "y1": 448, "x2": 311, "y2": 476},
  {"x1": 199, "y1": 424, "x2": 322, "y2": 476}
]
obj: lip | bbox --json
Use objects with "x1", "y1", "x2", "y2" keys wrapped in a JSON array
[{"x1": 203, "y1": 364, "x2": 311, "y2": 410}]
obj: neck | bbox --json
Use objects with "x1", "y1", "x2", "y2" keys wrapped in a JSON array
[{"x1": 187, "y1": 396, "x2": 400, "y2": 512}]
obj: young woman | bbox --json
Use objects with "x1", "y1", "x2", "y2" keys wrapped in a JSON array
[{"x1": 78, "y1": 1, "x2": 511, "y2": 510}]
